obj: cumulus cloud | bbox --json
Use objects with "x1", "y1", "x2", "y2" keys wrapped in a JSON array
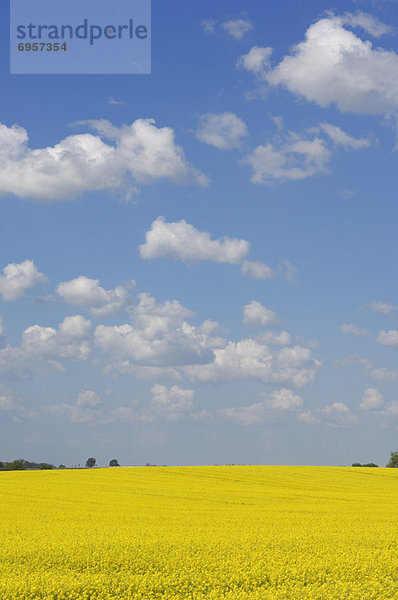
[
  {"x1": 360, "y1": 387, "x2": 384, "y2": 410},
  {"x1": 244, "y1": 117, "x2": 372, "y2": 183},
  {"x1": 139, "y1": 217, "x2": 249, "y2": 264},
  {"x1": 0, "y1": 119, "x2": 207, "y2": 201},
  {"x1": 22, "y1": 315, "x2": 92, "y2": 362},
  {"x1": 0, "y1": 317, "x2": 6, "y2": 349},
  {"x1": 376, "y1": 329, "x2": 398, "y2": 347},
  {"x1": 340, "y1": 323, "x2": 369, "y2": 337},
  {"x1": 139, "y1": 217, "x2": 273, "y2": 279},
  {"x1": 237, "y1": 46, "x2": 273, "y2": 75},
  {"x1": 240, "y1": 261, "x2": 273, "y2": 279},
  {"x1": 338, "y1": 353, "x2": 398, "y2": 383},
  {"x1": 57, "y1": 275, "x2": 129, "y2": 318},
  {"x1": 220, "y1": 388, "x2": 303, "y2": 425},
  {"x1": 95, "y1": 293, "x2": 222, "y2": 372},
  {"x1": 113, "y1": 384, "x2": 211, "y2": 423},
  {"x1": 365, "y1": 301, "x2": 397, "y2": 315},
  {"x1": 201, "y1": 17, "x2": 252, "y2": 40},
  {"x1": 240, "y1": 13, "x2": 398, "y2": 115},
  {"x1": 200, "y1": 18, "x2": 216, "y2": 34},
  {"x1": 301, "y1": 402, "x2": 356, "y2": 428},
  {"x1": 257, "y1": 331, "x2": 292, "y2": 347},
  {"x1": 319, "y1": 402, "x2": 356, "y2": 428},
  {"x1": 0, "y1": 260, "x2": 46, "y2": 301},
  {"x1": 48, "y1": 390, "x2": 102, "y2": 423},
  {"x1": 185, "y1": 338, "x2": 320, "y2": 388},
  {"x1": 243, "y1": 301, "x2": 279, "y2": 328},
  {"x1": 319, "y1": 123, "x2": 371, "y2": 148},
  {"x1": 278, "y1": 260, "x2": 297, "y2": 282},
  {"x1": 195, "y1": 112, "x2": 248, "y2": 149},
  {"x1": 222, "y1": 18, "x2": 253, "y2": 40}
]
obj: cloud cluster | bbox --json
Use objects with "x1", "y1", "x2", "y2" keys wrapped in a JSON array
[
  {"x1": 240, "y1": 13, "x2": 398, "y2": 116},
  {"x1": 201, "y1": 17, "x2": 252, "y2": 40},
  {"x1": 298, "y1": 402, "x2": 356, "y2": 428},
  {"x1": 195, "y1": 112, "x2": 248, "y2": 149},
  {"x1": 0, "y1": 119, "x2": 207, "y2": 201},
  {"x1": 0, "y1": 260, "x2": 46, "y2": 301},
  {"x1": 94, "y1": 293, "x2": 221, "y2": 372},
  {"x1": 244, "y1": 121, "x2": 370, "y2": 183},
  {"x1": 57, "y1": 275, "x2": 129, "y2": 318},
  {"x1": 340, "y1": 323, "x2": 369, "y2": 337},
  {"x1": 185, "y1": 339, "x2": 320, "y2": 388},
  {"x1": 139, "y1": 217, "x2": 273, "y2": 279},
  {"x1": 243, "y1": 301, "x2": 279, "y2": 328},
  {"x1": 22, "y1": 315, "x2": 92, "y2": 362},
  {"x1": 220, "y1": 388, "x2": 303, "y2": 425},
  {"x1": 113, "y1": 384, "x2": 210, "y2": 423},
  {"x1": 48, "y1": 390, "x2": 102, "y2": 423}
]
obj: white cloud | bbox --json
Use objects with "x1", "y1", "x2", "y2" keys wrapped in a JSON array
[
  {"x1": 57, "y1": 275, "x2": 129, "y2": 318},
  {"x1": 139, "y1": 216, "x2": 249, "y2": 263},
  {"x1": 222, "y1": 18, "x2": 253, "y2": 40},
  {"x1": 113, "y1": 384, "x2": 210, "y2": 424},
  {"x1": 341, "y1": 12, "x2": 393, "y2": 38},
  {"x1": 139, "y1": 217, "x2": 272, "y2": 279},
  {"x1": 185, "y1": 338, "x2": 320, "y2": 388},
  {"x1": 340, "y1": 323, "x2": 369, "y2": 337},
  {"x1": 149, "y1": 384, "x2": 196, "y2": 421},
  {"x1": 297, "y1": 410, "x2": 319, "y2": 424},
  {"x1": 0, "y1": 317, "x2": 6, "y2": 349},
  {"x1": 200, "y1": 18, "x2": 216, "y2": 34},
  {"x1": 360, "y1": 387, "x2": 384, "y2": 410},
  {"x1": 0, "y1": 260, "x2": 46, "y2": 301},
  {"x1": 278, "y1": 260, "x2": 297, "y2": 282},
  {"x1": 240, "y1": 260, "x2": 273, "y2": 279},
  {"x1": 243, "y1": 301, "x2": 279, "y2": 328},
  {"x1": 365, "y1": 301, "x2": 397, "y2": 315},
  {"x1": 48, "y1": 390, "x2": 102, "y2": 423},
  {"x1": 318, "y1": 402, "x2": 356, "y2": 427},
  {"x1": 95, "y1": 293, "x2": 220, "y2": 371},
  {"x1": 244, "y1": 119, "x2": 372, "y2": 183},
  {"x1": 237, "y1": 46, "x2": 273, "y2": 75},
  {"x1": 245, "y1": 14, "x2": 398, "y2": 115},
  {"x1": 108, "y1": 97, "x2": 126, "y2": 106},
  {"x1": 319, "y1": 123, "x2": 371, "y2": 148},
  {"x1": 257, "y1": 331, "x2": 292, "y2": 347},
  {"x1": 0, "y1": 119, "x2": 207, "y2": 202},
  {"x1": 0, "y1": 393, "x2": 17, "y2": 411},
  {"x1": 245, "y1": 131, "x2": 331, "y2": 183},
  {"x1": 195, "y1": 113, "x2": 248, "y2": 149},
  {"x1": 220, "y1": 388, "x2": 303, "y2": 425},
  {"x1": 22, "y1": 315, "x2": 92, "y2": 362},
  {"x1": 376, "y1": 329, "x2": 398, "y2": 347},
  {"x1": 338, "y1": 353, "x2": 398, "y2": 383}
]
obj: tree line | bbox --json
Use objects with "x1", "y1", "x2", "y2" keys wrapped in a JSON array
[{"x1": 0, "y1": 458, "x2": 120, "y2": 471}]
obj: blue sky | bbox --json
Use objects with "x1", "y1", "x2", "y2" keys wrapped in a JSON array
[{"x1": 1, "y1": 0, "x2": 398, "y2": 467}]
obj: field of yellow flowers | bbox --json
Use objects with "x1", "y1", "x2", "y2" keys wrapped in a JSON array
[{"x1": 1, "y1": 465, "x2": 398, "y2": 599}]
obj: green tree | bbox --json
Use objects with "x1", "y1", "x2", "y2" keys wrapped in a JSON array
[
  {"x1": 109, "y1": 459, "x2": 120, "y2": 467},
  {"x1": 58, "y1": 465, "x2": 66, "y2": 469},
  {"x1": 386, "y1": 451, "x2": 398, "y2": 468},
  {"x1": 85, "y1": 457, "x2": 96, "y2": 468}
]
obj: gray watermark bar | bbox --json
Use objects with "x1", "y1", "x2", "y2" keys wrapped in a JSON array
[{"x1": 10, "y1": 0, "x2": 151, "y2": 74}]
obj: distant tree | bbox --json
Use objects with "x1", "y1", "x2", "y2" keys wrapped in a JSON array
[
  {"x1": 352, "y1": 462, "x2": 379, "y2": 467},
  {"x1": 109, "y1": 459, "x2": 120, "y2": 467},
  {"x1": 58, "y1": 465, "x2": 66, "y2": 469},
  {"x1": 4, "y1": 460, "x2": 26, "y2": 471},
  {"x1": 40, "y1": 463, "x2": 54, "y2": 470},
  {"x1": 0, "y1": 461, "x2": 4, "y2": 470},
  {"x1": 386, "y1": 451, "x2": 398, "y2": 468},
  {"x1": 85, "y1": 457, "x2": 96, "y2": 468}
]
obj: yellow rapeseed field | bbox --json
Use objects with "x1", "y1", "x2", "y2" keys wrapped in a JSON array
[{"x1": 1, "y1": 465, "x2": 398, "y2": 599}]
